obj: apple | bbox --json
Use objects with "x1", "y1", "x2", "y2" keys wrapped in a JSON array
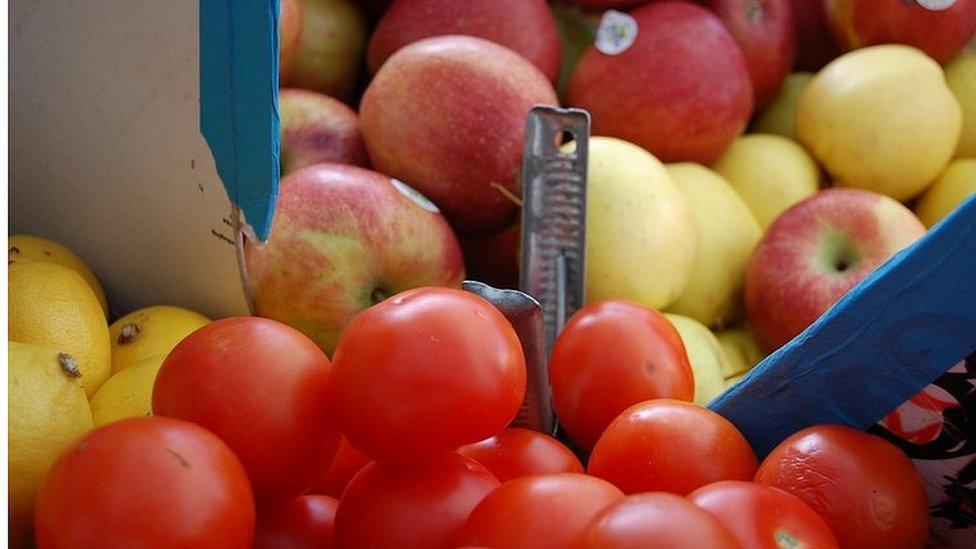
[
  {"x1": 565, "y1": 2, "x2": 753, "y2": 164},
  {"x1": 367, "y1": 0, "x2": 562, "y2": 82},
  {"x1": 824, "y1": 0, "x2": 976, "y2": 64},
  {"x1": 744, "y1": 188, "x2": 926, "y2": 352},
  {"x1": 699, "y1": 0, "x2": 796, "y2": 107},
  {"x1": 751, "y1": 72, "x2": 813, "y2": 140},
  {"x1": 914, "y1": 158, "x2": 976, "y2": 227},
  {"x1": 715, "y1": 326, "x2": 765, "y2": 380},
  {"x1": 664, "y1": 313, "x2": 732, "y2": 405},
  {"x1": 576, "y1": 137, "x2": 698, "y2": 310},
  {"x1": 284, "y1": 0, "x2": 367, "y2": 102},
  {"x1": 459, "y1": 221, "x2": 520, "y2": 290},
  {"x1": 711, "y1": 133, "x2": 820, "y2": 229},
  {"x1": 359, "y1": 35, "x2": 558, "y2": 235},
  {"x1": 566, "y1": 1, "x2": 648, "y2": 9},
  {"x1": 279, "y1": 0, "x2": 304, "y2": 82},
  {"x1": 279, "y1": 88, "x2": 369, "y2": 175},
  {"x1": 789, "y1": 0, "x2": 842, "y2": 70},
  {"x1": 796, "y1": 45, "x2": 962, "y2": 202},
  {"x1": 664, "y1": 163, "x2": 761, "y2": 328},
  {"x1": 243, "y1": 163, "x2": 465, "y2": 354},
  {"x1": 946, "y1": 51, "x2": 976, "y2": 159}
]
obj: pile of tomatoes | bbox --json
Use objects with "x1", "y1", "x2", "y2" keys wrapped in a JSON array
[{"x1": 33, "y1": 287, "x2": 930, "y2": 548}]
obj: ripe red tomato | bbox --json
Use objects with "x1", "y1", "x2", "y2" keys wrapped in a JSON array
[
  {"x1": 549, "y1": 300, "x2": 694, "y2": 450},
  {"x1": 152, "y1": 316, "x2": 339, "y2": 503},
  {"x1": 755, "y1": 424, "x2": 929, "y2": 548},
  {"x1": 334, "y1": 452, "x2": 499, "y2": 548},
  {"x1": 330, "y1": 287, "x2": 526, "y2": 463},
  {"x1": 307, "y1": 436, "x2": 371, "y2": 498},
  {"x1": 456, "y1": 427, "x2": 584, "y2": 483},
  {"x1": 34, "y1": 416, "x2": 254, "y2": 548},
  {"x1": 253, "y1": 495, "x2": 337, "y2": 549},
  {"x1": 689, "y1": 480, "x2": 839, "y2": 549},
  {"x1": 588, "y1": 399, "x2": 758, "y2": 495},
  {"x1": 455, "y1": 473, "x2": 625, "y2": 548},
  {"x1": 572, "y1": 493, "x2": 741, "y2": 548}
]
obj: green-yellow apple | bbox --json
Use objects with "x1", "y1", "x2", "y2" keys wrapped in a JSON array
[
  {"x1": 579, "y1": 137, "x2": 698, "y2": 310},
  {"x1": 796, "y1": 45, "x2": 962, "y2": 202},
  {"x1": 243, "y1": 164, "x2": 465, "y2": 354},
  {"x1": 285, "y1": 0, "x2": 367, "y2": 102},
  {"x1": 946, "y1": 51, "x2": 976, "y2": 159},
  {"x1": 279, "y1": 0, "x2": 304, "y2": 82},
  {"x1": 715, "y1": 326, "x2": 764, "y2": 380},
  {"x1": 745, "y1": 188, "x2": 926, "y2": 352},
  {"x1": 751, "y1": 72, "x2": 813, "y2": 140},
  {"x1": 279, "y1": 89, "x2": 368, "y2": 176},
  {"x1": 711, "y1": 133, "x2": 820, "y2": 229},
  {"x1": 664, "y1": 313, "x2": 731, "y2": 405},
  {"x1": 914, "y1": 158, "x2": 976, "y2": 228},
  {"x1": 664, "y1": 163, "x2": 761, "y2": 328}
]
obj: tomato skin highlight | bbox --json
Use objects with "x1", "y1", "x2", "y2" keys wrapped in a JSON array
[
  {"x1": 306, "y1": 436, "x2": 371, "y2": 498},
  {"x1": 330, "y1": 287, "x2": 527, "y2": 464},
  {"x1": 34, "y1": 416, "x2": 255, "y2": 549},
  {"x1": 689, "y1": 480, "x2": 839, "y2": 549},
  {"x1": 456, "y1": 427, "x2": 584, "y2": 483},
  {"x1": 588, "y1": 399, "x2": 758, "y2": 495},
  {"x1": 254, "y1": 495, "x2": 338, "y2": 549},
  {"x1": 755, "y1": 424, "x2": 929, "y2": 549},
  {"x1": 333, "y1": 453, "x2": 499, "y2": 549},
  {"x1": 549, "y1": 300, "x2": 695, "y2": 450}
]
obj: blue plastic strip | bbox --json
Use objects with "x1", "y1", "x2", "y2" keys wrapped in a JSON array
[
  {"x1": 709, "y1": 195, "x2": 976, "y2": 458},
  {"x1": 200, "y1": 0, "x2": 280, "y2": 241}
]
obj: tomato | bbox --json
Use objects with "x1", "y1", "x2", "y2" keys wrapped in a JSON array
[
  {"x1": 456, "y1": 427, "x2": 584, "y2": 482},
  {"x1": 152, "y1": 316, "x2": 339, "y2": 503},
  {"x1": 572, "y1": 492, "x2": 740, "y2": 548},
  {"x1": 549, "y1": 300, "x2": 694, "y2": 450},
  {"x1": 330, "y1": 287, "x2": 526, "y2": 463},
  {"x1": 253, "y1": 495, "x2": 337, "y2": 549},
  {"x1": 34, "y1": 416, "x2": 254, "y2": 548},
  {"x1": 588, "y1": 399, "x2": 758, "y2": 495},
  {"x1": 455, "y1": 473, "x2": 625, "y2": 548},
  {"x1": 334, "y1": 452, "x2": 499, "y2": 548},
  {"x1": 755, "y1": 424, "x2": 929, "y2": 548},
  {"x1": 307, "y1": 436, "x2": 371, "y2": 498},
  {"x1": 689, "y1": 480, "x2": 838, "y2": 549}
]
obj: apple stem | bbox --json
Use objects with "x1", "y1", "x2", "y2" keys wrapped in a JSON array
[{"x1": 491, "y1": 183, "x2": 523, "y2": 208}]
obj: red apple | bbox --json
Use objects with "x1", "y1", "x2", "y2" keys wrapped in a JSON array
[
  {"x1": 285, "y1": 0, "x2": 367, "y2": 102},
  {"x1": 279, "y1": 0, "x2": 304, "y2": 82},
  {"x1": 359, "y1": 35, "x2": 559, "y2": 235},
  {"x1": 243, "y1": 163, "x2": 465, "y2": 354},
  {"x1": 459, "y1": 220, "x2": 521, "y2": 289},
  {"x1": 367, "y1": 0, "x2": 562, "y2": 81},
  {"x1": 566, "y1": 2, "x2": 753, "y2": 164},
  {"x1": 790, "y1": 0, "x2": 842, "y2": 70},
  {"x1": 279, "y1": 89, "x2": 369, "y2": 175},
  {"x1": 567, "y1": 1, "x2": 648, "y2": 9},
  {"x1": 825, "y1": 0, "x2": 976, "y2": 64},
  {"x1": 745, "y1": 188, "x2": 926, "y2": 352},
  {"x1": 700, "y1": 0, "x2": 796, "y2": 107}
]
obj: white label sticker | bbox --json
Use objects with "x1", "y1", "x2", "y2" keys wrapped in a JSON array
[
  {"x1": 391, "y1": 178, "x2": 440, "y2": 213},
  {"x1": 917, "y1": 0, "x2": 957, "y2": 11},
  {"x1": 595, "y1": 10, "x2": 638, "y2": 56}
]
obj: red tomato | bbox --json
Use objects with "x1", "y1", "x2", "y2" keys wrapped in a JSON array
[
  {"x1": 34, "y1": 417, "x2": 254, "y2": 548},
  {"x1": 152, "y1": 316, "x2": 339, "y2": 503},
  {"x1": 588, "y1": 399, "x2": 758, "y2": 495},
  {"x1": 689, "y1": 480, "x2": 839, "y2": 549},
  {"x1": 456, "y1": 427, "x2": 584, "y2": 483},
  {"x1": 334, "y1": 453, "x2": 499, "y2": 548},
  {"x1": 572, "y1": 493, "x2": 741, "y2": 549},
  {"x1": 755, "y1": 424, "x2": 929, "y2": 549},
  {"x1": 549, "y1": 300, "x2": 694, "y2": 450},
  {"x1": 330, "y1": 287, "x2": 526, "y2": 463},
  {"x1": 455, "y1": 473, "x2": 625, "y2": 548},
  {"x1": 306, "y1": 436, "x2": 371, "y2": 498},
  {"x1": 254, "y1": 495, "x2": 337, "y2": 549}
]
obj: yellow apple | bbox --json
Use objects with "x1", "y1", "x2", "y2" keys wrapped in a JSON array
[
  {"x1": 664, "y1": 164, "x2": 761, "y2": 328},
  {"x1": 914, "y1": 158, "x2": 976, "y2": 228},
  {"x1": 715, "y1": 326, "x2": 765, "y2": 380},
  {"x1": 664, "y1": 313, "x2": 730, "y2": 406},
  {"x1": 580, "y1": 137, "x2": 698, "y2": 310},
  {"x1": 725, "y1": 371, "x2": 748, "y2": 389},
  {"x1": 752, "y1": 72, "x2": 813, "y2": 140},
  {"x1": 711, "y1": 134, "x2": 821, "y2": 229},
  {"x1": 946, "y1": 51, "x2": 976, "y2": 159},
  {"x1": 796, "y1": 44, "x2": 962, "y2": 201}
]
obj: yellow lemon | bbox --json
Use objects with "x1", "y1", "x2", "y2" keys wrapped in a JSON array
[
  {"x1": 9, "y1": 261, "x2": 111, "y2": 397},
  {"x1": 914, "y1": 158, "x2": 976, "y2": 228},
  {"x1": 109, "y1": 305, "x2": 210, "y2": 372},
  {"x1": 9, "y1": 341, "x2": 93, "y2": 548},
  {"x1": 90, "y1": 354, "x2": 165, "y2": 426},
  {"x1": 8, "y1": 234, "x2": 109, "y2": 318}
]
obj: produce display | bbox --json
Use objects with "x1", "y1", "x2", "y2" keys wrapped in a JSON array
[{"x1": 8, "y1": 0, "x2": 976, "y2": 547}]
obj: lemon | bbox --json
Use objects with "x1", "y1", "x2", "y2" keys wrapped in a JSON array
[
  {"x1": 8, "y1": 234, "x2": 109, "y2": 318},
  {"x1": 9, "y1": 261, "x2": 111, "y2": 397},
  {"x1": 109, "y1": 305, "x2": 210, "y2": 372},
  {"x1": 9, "y1": 341, "x2": 93, "y2": 548},
  {"x1": 90, "y1": 354, "x2": 166, "y2": 426}
]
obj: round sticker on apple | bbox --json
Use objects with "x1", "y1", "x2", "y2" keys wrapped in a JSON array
[
  {"x1": 391, "y1": 178, "x2": 440, "y2": 213},
  {"x1": 917, "y1": 0, "x2": 957, "y2": 10},
  {"x1": 595, "y1": 10, "x2": 638, "y2": 56}
]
